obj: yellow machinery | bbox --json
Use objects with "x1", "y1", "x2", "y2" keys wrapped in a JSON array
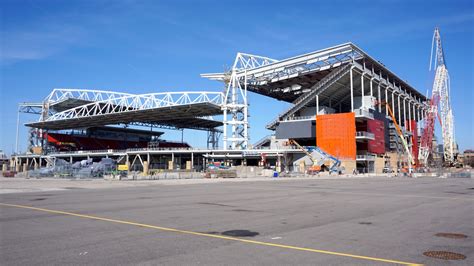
[{"x1": 377, "y1": 101, "x2": 415, "y2": 169}]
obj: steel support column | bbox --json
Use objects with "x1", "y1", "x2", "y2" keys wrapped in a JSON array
[
  {"x1": 398, "y1": 94, "x2": 401, "y2": 126},
  {"x1": 370, "y1": 77, "x2": 374, "y2": 98},
  {"x1": 403, "y1": 97, "x2": 407, "y2": 129},
  {"x1": 408, "y1": 100, "x2": 412, "y2": 131},
  {"x1": 316, "y1": 95, "x2": 319, "y2": 118},
  {"x1": 378, "y1": 83, "x2": 381, "y2": 112},
  {"x1": 350, "y1": 67, "x2": 354, "y2": 112}
]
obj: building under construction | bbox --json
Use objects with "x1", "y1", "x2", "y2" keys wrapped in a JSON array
[{"x1": 12, "y1": 39, "x2": 452, "y2": 176}]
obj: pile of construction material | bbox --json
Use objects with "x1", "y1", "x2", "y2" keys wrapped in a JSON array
[
  {"x1": 27, "y1": 158, "x2": 116, "y2": 179},
  {"x1": 205, "y1": 169, "x2": 237, "y2": 178},
  {"x1": 205, "y1": 162, "x2": 237, "y2": 178}
]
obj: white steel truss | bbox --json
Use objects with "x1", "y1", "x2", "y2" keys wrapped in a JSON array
[
  {"x1": 221, "y1": 53, "x2": 278, "y2": 150},
  {"x1": 43, "y1": 91, "x2": 224, "y2": 122},
  {"x1": 202, "y1": 43, "x2": 364, "y2": 150},
  {"x1": 45, "y1": 88, "x2": 135, "y2": 105},
  {"x1": 241, "y1": 43, "x2": 363, "y2": 86},
  {"x1": 40, "y1": 88, "x2": 136, "y2": 122}
]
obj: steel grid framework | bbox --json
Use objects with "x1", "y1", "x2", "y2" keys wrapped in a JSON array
[
  {"x1": 203, "y1": 44, "x2": 368, "y2": 149},
  {"x1": 23, "y1": 90, "x2": 224, "y2": 130},
  {"x1": 242, "y1": 44, "x2": 362, "y2": 87},
  {"x1": 19, "y1": 89, "x2": 225, "y2": 153},
  {"x1": 43, "y1": 91, "x2": 223, "y2": 122},
  {"x1": 203, "y1": 42, "x2": 430, "y2": 151},
  {"x1": 201, "y1": 53, "x2": 280, "y2": 149},
  {"x1": 45, "y1": 88, "x2": 135, "y2": 106}
]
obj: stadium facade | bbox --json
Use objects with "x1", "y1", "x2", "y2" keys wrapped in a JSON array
[{"x1": 12, "y1": 43, "x2": 429, "y2": 175}]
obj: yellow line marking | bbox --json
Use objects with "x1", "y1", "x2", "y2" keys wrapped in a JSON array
[{"x1": 0, "y1": 203, "x2": 422, "y2": 265}]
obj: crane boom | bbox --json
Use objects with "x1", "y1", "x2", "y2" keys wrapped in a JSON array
[{"x1": 419, "y1": 28, "x2": 456, "y2": 166}]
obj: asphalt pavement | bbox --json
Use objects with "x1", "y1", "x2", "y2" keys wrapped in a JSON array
[{"x1": 1, "y1": 176, "x2": 473, "y2": 265}]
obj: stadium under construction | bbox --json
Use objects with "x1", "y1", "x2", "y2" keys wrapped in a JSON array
[{"x1": 10, "y1": 31, "x2": 458, "y2": 177}]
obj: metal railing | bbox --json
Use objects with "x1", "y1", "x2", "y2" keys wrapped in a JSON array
[
  {"x1": 356, "y1": 131, "x2": 375, "y2": 139},
  {"x1": 287, "y1": 115, "x2": 315, "y2": 121},
  {"x1": 356, "y1": 154, "x2": 376, "y2": 160},
  {"x1": 54, "y1": 149, "x2": 127, "y2": 155},
  {"x1": 354, "y1": 108, "x2": 374, "y2": 119}
]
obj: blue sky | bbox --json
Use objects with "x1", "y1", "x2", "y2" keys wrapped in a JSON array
[{"x1": 1, "y1": 0, "x2": 473, "y2": 155}]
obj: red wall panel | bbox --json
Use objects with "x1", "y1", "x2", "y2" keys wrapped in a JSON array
[{"x1": 367, "y1": 119, "x2": 385, "y2": 154}]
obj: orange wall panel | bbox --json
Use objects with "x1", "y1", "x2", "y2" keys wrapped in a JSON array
[{"x1": 316, "y1": 113, "x2": 356, "y2": 159}]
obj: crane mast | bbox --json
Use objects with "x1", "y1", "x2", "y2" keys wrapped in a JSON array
[{"x1": 419, "y1": 28, "x2": 456, "y2": 166}]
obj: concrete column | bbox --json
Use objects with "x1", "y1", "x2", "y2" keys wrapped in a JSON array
[
  {"x1": 276, "y1": 155, "x2": 282, "y2": 172},
  {"x1": 147, "y1": 153, "x2": 150, "y2": 171},
  {"x1": 385, "y1": 88, "x2": 389, "y2": 115},
  {"x1": 22, "y1": 163, "x2": 27, "y2": 173},
  {"x1": 34, "y1": 159, "x2": 39, "y2": 170},
  {"x1": 15, "y1": 162, "x2": 20, "y2": 172},
  {"x1": 398, "y1": 95, "x2": 401, "y2": 126},
  {"x1": 223, "y1": 108, "x2": 227, "y2": 150},
  {"x1": 377, "y1": 84, "x2": 381, "y2": 112},
  {"x1": 361, "y1": 73, "x2": 365, "y2": 101},
  {"x1": 170, "y1": 153, "x2": 174, "y2": 170},
  {"x1": 2, "y1": 164, "x2": 7, "y2": 172},
  {"x1": 316, "y1": 95, "x2": 319, "y2": 117},
  {"x1": 370, "y1": 78, "x2": 374, "y2": 98},
  {"x1": 350, "y1": 67, "x2": 354, "y2": 112},
  {"x1": 392, "y1": 90, "x2": 397, "y2": 120},
  {"x1": 143, "y1": 161, "x2": 149, "y2": 175},
  {"x1": 70, "y1": 156, "x2": 73, "y2": 163},
  {"x1": 403, "y1": 97, "x2": 407, "y2": 129},
  {"x1": 408, "y1": 101, "x2": 412, "y2": 131},
  {"x1": 191, "y1": 152, "x2": 194, "y2": 170},
  {"x1": 126, "y1": 154, "x2": 130, "y2": 174}
]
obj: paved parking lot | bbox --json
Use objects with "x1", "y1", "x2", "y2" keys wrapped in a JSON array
[{"x1": 1, "y1": 176, "x2": 473, "y2": 265}]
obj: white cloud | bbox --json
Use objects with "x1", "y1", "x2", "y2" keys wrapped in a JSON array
[{"x1": 1, "y1": 24, "x2": 87, "y2": 64}]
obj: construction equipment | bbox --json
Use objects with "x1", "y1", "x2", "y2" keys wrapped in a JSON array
[
  {"x1": 288, "y1": 139, "x2": 343, "y2": 174},
  {"x1": 419, "y1": 28, "x2": 456, "y2": 166},
  {"x1": 376, "y1": 101, "x2": 415, "y2": 167}
]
